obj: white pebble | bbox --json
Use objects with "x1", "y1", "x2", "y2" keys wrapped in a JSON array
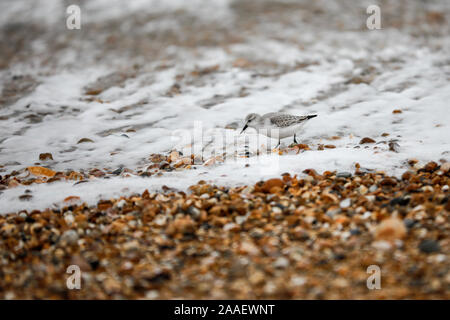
[
  {"x1": 291, "y1": 276, "x2": 307, "y2": 286},
  {"x1": 115, "y1": 199, "x2": 126, "y2": 209},
  {"x1": 340, "y1": 198, "x2": 351, "y2": 208},
  {"x1": 274, "y1": 257, "x2": 289, "y2": 269},
  {"x1": 64, "y1": 214, "x2": 75, "y2": 225}
]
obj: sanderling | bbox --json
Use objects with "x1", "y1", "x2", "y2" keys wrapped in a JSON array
[{"x1": 240, "y1": 112, "x2": 317, "y2": 147}]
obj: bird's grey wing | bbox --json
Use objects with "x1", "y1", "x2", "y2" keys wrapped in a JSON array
[{"x1": 269, "y1": 114, "x2": 310, "y2": 127}]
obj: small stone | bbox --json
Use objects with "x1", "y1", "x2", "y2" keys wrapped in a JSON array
[
  {"x1": 169, "y1": 151, "x2": 180, "y2": 162},
  {"x1": 187, "y1": 206, "x2": 201, "y2": 220},
  {"x1": 4, "y1": 292, "x2": 15, "y2": 300},
  {"x1": 290, "y1": 276, "x2": 307, "y2": 286},
  {"x1": 272, "y1": 206, "x2": 282, "y2": 214},
  {"x1": 158, "y1": 161, "x2": 170, "y2": 169},
  {"x1": 239, "y1": 241, "x2": 260, "y2": 255},
  {"x1": 389, "y1": 141, "x2": 400, "y2": 152},
  {"x1": 260, "y1": 178, "x2": 284, "y2": 193},
  {"x1": 89, "y1": 168, "x2": 105, "y2": 177},
  {"x1": 372, "y1": 240, "x2": 392, "y2": 251},
  {"x1": 358, "y1": 185, "x2": 368, "y2": 195},
  {"x1": 64, "y1": 213, "x2": 75, "y2": 225},
  {"x1": 336, "y1": 172, "x2": 352, "y2": 178},
  {"x1": 19, "y1": 194, "x2": 33, "y2": 201},
  {"x1": 326, "y1": 208, "x2": 340, "y2": 217},
  {"x1": 174, "y1": 157, "x2": 192, "y2": 168},
  {"x1": 250, "y1": 228, "x2": 264, "y2": 239},
  {"x1": 223, "y1": 223, "x2": 239, "y2": 232},
  {"x1": 374, "y1": 218, "x2": 406, "y2": 241},
  {"x1": 421, "y1": 185, "x2": 434, "y2": 192},
  {"x1": 61, "y1": 230, "x2": 79, "y2": 245},
  {"x1": 249, "y1": 271, "x2": 265, "y2": 285},
  {"x1": 115, "y1": 199, "x2": 127, "y2": 209},
  {"x1": 401, "y1": 171, "x2": 412, "y2": 180},
  {"x1": 422, "y1": 161, "x2": 438, "y2": 172},
  {"x1": 166, "y1": 216, "x2": 196, "y2": 236},
  {"x1": 403, "y1": 218, "x2": 417, "y2": 229},
  {"x1": 145, "y1": 290, "x2": 160, "y2": 300},
  {"x1": 112, "y1": 167, "x2": 123, "y2": 175},
  {"x1": 390, "y1": 197, "x2": 410, "y2": 206},
  {"x1": 241, "y1": 186, "x2": 254, "y2": 195},
  {"x1": 359, "y1": 137, "x2": 376, "y2": 144},
  {"x1": 235, "y1": 215, "x2": 247, "y2": 225},
  {"x1": 39, "y1": 153, "x2": 53, "y2": 161},
  {"x1": 340, "y1": 198, "x2": 351, "y2": 208},
  {"x1": 154, "y1": 215, "x2": 167, "y2": 227},
  {"x1": 418, "y1": 239, "x2": 440, "y2": 254},
  {"x1": 77, "y1": 138, "x2": 94, "y2": 144},
  {"x1": 273, "y1": 257, "x2": 289, "y2": 269},
  {"x1": 149, "y1": 154, "x2": 166, "y2": 163},
  {"x1": 440, "y1": 162, "x2": 450, "y2": 173},
  {"x1": 380, "y1": 177, "x2": 397, "y2": 186}
]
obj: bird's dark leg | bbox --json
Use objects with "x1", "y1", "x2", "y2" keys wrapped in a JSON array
[
  {"x1": 275, "y1": 139, "x2": 281, "y2": 148},
  {"x1": 293, "y1": 134, "x2": 298, "y2": 144}
]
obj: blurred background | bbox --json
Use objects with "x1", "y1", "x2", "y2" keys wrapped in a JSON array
[{"x1": 1, "y1": 0, "x2": 449, "y2": 71}]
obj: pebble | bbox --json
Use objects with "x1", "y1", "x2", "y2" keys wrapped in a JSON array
[
  {"x1": 340, "y1": 198, "x2": 351, "y2": 208},
  {"x1": 60, "y1": 229, "x2": 79, "y2": 245},
  {"x1": 115, "y1": 199, "x2": 127, "y2": 209},
  {"x1": 418, "y1": 239, "x2": 440, "y2": 254},
  {"x1": 273, "y1": 257, "x2": 289, "y2": 269},
  {"x1": 145, "y1": 290, "x2": 160, "y2": 300},
  {"x1": 235, "y1": 215, "x2": 247, "y2": 225},
  {"x1": 403, "y1": 218, "x2": 417, "y2": 229},
  {"x1": 337, "y1": 172, "x2": 352, "y2": 178},
  {"x1": 158, "y1": 161, "x2": 170, "y2": 169},
  {"x1": 372, "y1": 240, "x2": 393, "y2": 251},
  {"x1": 390, "y1": 197, "x2": 410, "y2": 206},
  {"x1": 187, "y1": 206, "x2": 201, "y2": 219},
  {"x1": 358, "y1": 185, "x2": 368, "y2": 195},
  {"x1": 374, "y1": 218, "x2": 407, "y2": 241},
  {"x1": 290, "y1": 276, "x2": 307, "y2": 286},
  {"x1": 360, "y1": 137, "x2": 376, "y2": 144},
  {"x1": 326, "y1": 208, "x2": 340, "y2": 218},
  {"x1": 249, "y1": 271, "x2": 265, "y2": 285},
  {"x1": 64, "y1": 213, "x2": 75, "y2": 225}
]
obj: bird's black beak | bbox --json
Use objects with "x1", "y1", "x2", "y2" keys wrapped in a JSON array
[{"x1": 240, "y1": 123, "x2": 248, "y2": 134}]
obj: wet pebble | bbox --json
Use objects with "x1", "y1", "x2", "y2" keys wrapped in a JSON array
[
  {"x1": 418, "y1": 239, "x2": 440, "y2": 254},
  {"x1": 336, "y1": 172, "x2": 352, "y2": 178}
]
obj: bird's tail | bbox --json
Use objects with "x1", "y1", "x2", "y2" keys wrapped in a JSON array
[{"x1": 306, "y1": 115, "x2": 317, "y2": 119}]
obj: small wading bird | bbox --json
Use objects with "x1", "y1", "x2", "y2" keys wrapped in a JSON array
[{"x1": 240, "y1": 112, "x2": 317, "y2": 148}]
